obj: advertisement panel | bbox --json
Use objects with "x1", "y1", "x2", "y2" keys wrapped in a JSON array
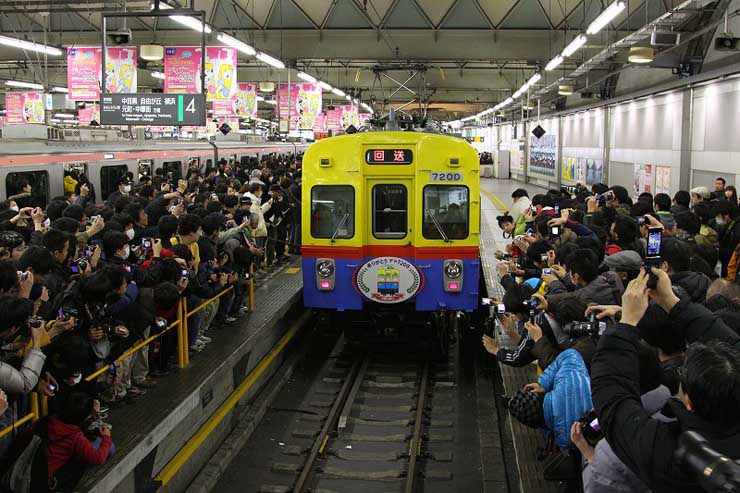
[
  {"x1": 78, "y1": 104, "x2": 100, "y2": 126},
  {"x1": 655, "y1": 166, "x2": 671, "y2": 195},
  {"x1": 529, "y1": 134, "x2": 557, "y2": 176},
  {"x1": 212, "y1": 82, "x2": 258, "y2": 117},
  {"x1": 104, "y1": 47, "x2": 137, "y2": 94},
  {"x1": 276, "y1": 83, "x2": 322, "y2": 130},
  {"x1": 164, "y1": 46, "x2": 201, "y2": 94},
  {"x1": 67, "y1": 47, "x2": 102, "y2": 101},
  {"x1": 6, "y1": 92, "x2": 45, "y2": 124}
]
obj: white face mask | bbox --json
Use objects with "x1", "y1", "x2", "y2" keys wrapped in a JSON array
[
  {"x1": 69, "y1": 373, "x2": 82, "y2": 386},
  {"x1": 125, "y1": 228, "x2": 135, "y2": 240},
  {"x1": 716, "y1": 217, "x2": 726, "y2": 226},
  {"x1": 121, "y1": 245, "x2": 131, "y2": 259},
  {"x1": 9, "y1": 205, "x2": 19, "y2": 213},
  {"x1": 123, "y1": 185, "x2": 132, "y2": 193}
]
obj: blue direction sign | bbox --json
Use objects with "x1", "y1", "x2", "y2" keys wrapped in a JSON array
[{"x1": 100, "y1": 93, "x2": 206, "y2": 126}]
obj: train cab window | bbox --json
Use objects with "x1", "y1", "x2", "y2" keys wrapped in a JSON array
[
  {"x1": 5, "y1": 171, "x2": 49, "y2": 208},
  {"x1": 100, "y1": 165, "x2": 128, "y2": 201},
  {"x1": 310, "y1": 186, "x2": 354, "y2": 239},
  {"x1": 372, "y1": 185, "x2": 407, "y2": 239},
  {"x1": 162, "y1": 161, "x2": 182, "y2": 182},
  {"x1": 422, "y1": 186, "x2": 469, "y2": 240}
]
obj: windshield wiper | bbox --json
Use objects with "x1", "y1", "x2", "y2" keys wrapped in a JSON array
[
  {"x1": 429, "y1": 213, "x2": 450, "y2": 242},
  {"x1": 331, "y1": 213, "x2": 350, "y2": 243}
]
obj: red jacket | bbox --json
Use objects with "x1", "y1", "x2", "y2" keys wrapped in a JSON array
[{"x1": 46, "y1": 416, "x2": 111, "y2": 481}]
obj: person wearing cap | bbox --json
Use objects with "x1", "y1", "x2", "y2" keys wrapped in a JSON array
[
  {"x1": 689, "y1": 186, "x2": 709, "y2": 208},
  {"x1": 511, "y1": 348, "x2": 593, "y2": 450},
  {"x1": 602, "y1": 250, "x2": 642, "y2": 285},
  {"x1": 106, "y1": 177, "x2": 132, "y2": 208}
]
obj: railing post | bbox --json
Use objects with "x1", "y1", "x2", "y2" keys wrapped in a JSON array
[
  {"x1": 249, "y1": 263, "x2": 254, "y2": 313},
  {"x1": 29, "y1": 393, "x2": 39, "y2": 423},
  {"x1": 40, "y1": 394, "x2": 48, "y2": 417},
  {"x1": 182, "y1": 297, "x2": 190, "y2": 366},
  {"x1": 177, "y1": 298, "x2": 185, "y2": 369}
]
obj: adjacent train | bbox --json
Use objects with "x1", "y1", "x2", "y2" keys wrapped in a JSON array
[
  {"x1": 0, "y1": 138, "x2": 309, "y2": 205},
  {"x1": 301, "y1": 131, "x2": 481, "y2": 345}
]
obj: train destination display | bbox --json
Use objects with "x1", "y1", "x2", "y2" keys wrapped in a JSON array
[{"x1": 100, "y1": 93, "x2": 206, "y2": 126}]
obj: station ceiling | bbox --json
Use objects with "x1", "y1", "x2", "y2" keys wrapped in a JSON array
[{"x1": 0, "y1": 0, "x2": 732, "y2": 121}]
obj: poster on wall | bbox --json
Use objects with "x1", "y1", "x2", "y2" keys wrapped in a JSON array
[
  {"x1": 655, "y1": 166, "x2": 671, "y2": 195},
  {"x1": 6, "y1": 92, "x2": 45, "y2": 124},
  {"x1": 633, "y1": 163, "x2": 654, "y2": 195},
  {"x1": 585, "y1": 159, "x2": 604, "y2": 185},
  {"x1": 104, "y1": 47, "x2": 137, "y2": 94},
  {"x1": 164, "y1": 47, "x2": 201, "y2": 93},
  {"x1": 67, "y1": 47, "x2": 102, "y2": 101},
  {"x1": 562, "y1": 157, "x2": 576, "y2": 182},
  {"x1": 276, "y1": 83, "x2": 322, "y2": 130},
  {"x1": 529, "y1": 134, "x2": 557, "y2": 176},
  {"x1": 78, "y1": 104, "x2": 100, "y2": 126}
]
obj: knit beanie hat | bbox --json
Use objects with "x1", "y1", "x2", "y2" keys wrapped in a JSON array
[{"x1": 508, "y1": 389, "x2": 545, "y2": 429}]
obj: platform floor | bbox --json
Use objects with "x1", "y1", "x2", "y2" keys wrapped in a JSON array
[
  {"x1": 79, "y1": 259, "x2": 304, "y2": 492},
  {"x1": 479, "y1": 179, "x2": 559, "y2": 493}
]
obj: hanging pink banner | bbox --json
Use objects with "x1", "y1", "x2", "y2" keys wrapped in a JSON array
[
  {"x1": 164, "y1": 46, "x2": 202, "y2": 94},
  {"x1": 277, "y1": 83, "x2": 322, "y2": 130},
  {"x1": 67, "y1": 47, "x2": 102, "y2": 101},
  {"x1": 339, "y1": 105, "x2": 358, "y2": 129},
  {"x1": 212, "y1": 83, "x2": 258, "y2": 117},
  {"x1": 104, "y1": 47, "x2": 137, "y2": 94},
  {"x1": 205, "y1": 47, "x2": 237, "y2": 101},
  {"x1": 326, "y1": 109, "x2": 342, "y2": 131},
  {"x1": 78, "y1": 104, "x2": 100, "y2": 126},
  {"x1": 358, "y1": 113, "x2": 371, "y2": 125},
  {"x1": 6, "y1": 92, "x2": 45, "y2": 124},
  {"x1": 312, "y1": 112, "x2": 327, "y2": 132}
]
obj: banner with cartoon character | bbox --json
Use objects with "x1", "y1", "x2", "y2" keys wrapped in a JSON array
[
  {"x1": 6, "y1": 92, "x2": 45, "y2": 124},
  {"x1": 164, "y1": 47, "x2": 201, "y2": 93},
  {"x1": 205, "y1": 47, "x2": 236, "y2": 101},
  {"x1": 326, "y1": 109, "x2": 342, "y2": 131},
  {"x1": 104, "y1": 47, "x2": 137, "y2": 94},
  {"x1": 67, "y1": 47, "x2": 102, "y2": 101},
  {"x1": 78, "y1": 104, "x2": 100, "y2": 126},
  {"x1": 358, "y1": 113, "x2": 371, "y2": 125},
  {"x1": 212, "y1": 83, "x2": 258, "y2": 117},
  {"x1": 339, "y1": 105, "x2": 358, "y2": 129},
  {"x1": 277, "y1": 83, "x2": 322, "y2": 131}
]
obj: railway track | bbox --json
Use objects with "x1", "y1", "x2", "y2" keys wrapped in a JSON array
[{"x1": 258, "y1": 340, "x2": 459, "y2": 493}]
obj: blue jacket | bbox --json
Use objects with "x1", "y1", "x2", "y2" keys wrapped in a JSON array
[{"x1": 538, "y1": 349, "x2": 593, "y2": 449}]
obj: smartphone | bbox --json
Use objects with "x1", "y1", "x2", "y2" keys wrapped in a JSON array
[
  {"x1": 496, "y1": 303, "x2": 506, "y2": 315},
  {"x1": 550, "y1": 226, "x2": 560, "y2": 236},
  {"x1": 543, "y1": 268, "x2": 553, "y2": 275},
  {"x1": 141, "y1": 237, "x2": 153, "y2": 249},
  {"x1": 646, "y1": 227, "x2": 662, "y2": 263},
  {"x1": 638, "y1": 216, "x2": 646, "y2": 226},
  {"x1": 83, "y1": 245, "x2": 92, "y2": 258},
  {"x1": 554, "y1": 204, "x2": 560, "y2": 217},
  {"x1": 181, "y1": 268, "x2": 190, "y2": 279},
  {"x1": 48, "y1": 382, "x2": 57, "y2": 393},
  {"x1": 481, "y1": 297, "x2": 492, "y2": 306}
]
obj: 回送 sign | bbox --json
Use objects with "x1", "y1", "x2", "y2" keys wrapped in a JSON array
[
  {"x1": 100, "y1": 93, "x2": 206, "y2": 126},
  {"x1": 365, "y1": 149, "x2": 413, "y2": 164}
]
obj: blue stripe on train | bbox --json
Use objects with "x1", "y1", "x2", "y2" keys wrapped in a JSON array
[{"x1": 302, "y1": 257, "x2": 480, "y2": 312}]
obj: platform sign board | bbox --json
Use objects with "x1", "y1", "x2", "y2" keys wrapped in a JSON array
[{"x1": 100, "y1": 93, "x2": 205, "y2": 126}]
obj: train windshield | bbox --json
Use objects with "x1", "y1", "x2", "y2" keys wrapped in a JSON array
[
  {"x1": 422, "y1": 185, "x2": 469, "y2": 240},
  {"x1": 310, "y1": 185, "x2": 354, "y2": 239},
  {"x1": 372, "y1": 184, "x2": 408, "y2": 239}
]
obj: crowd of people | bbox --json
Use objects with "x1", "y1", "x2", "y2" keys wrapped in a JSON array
[
  {"x1": 488, "y1": 177, "x2": 740, "y2": 492},
  {"x1": 0, "y1": 153, "x2": 302, "y2": 491}
]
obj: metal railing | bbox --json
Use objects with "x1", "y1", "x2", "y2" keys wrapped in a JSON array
[{"x1": 0, "y1": 265, "x2": 255, "y2": 438}]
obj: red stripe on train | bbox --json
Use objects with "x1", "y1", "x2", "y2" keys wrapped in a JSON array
[{"x1": 301, "y1": 245, "x2": 479, "y2": 259}]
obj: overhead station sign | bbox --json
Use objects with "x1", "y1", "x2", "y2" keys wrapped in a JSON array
[{"x1": 100, "y1": 93, "x2": 206, "y2": 126}]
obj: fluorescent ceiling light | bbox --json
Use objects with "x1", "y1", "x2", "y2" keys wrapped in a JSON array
[
  {"x1": 362, "y1": 103, "x2": 373, "y2": 112},
  {"x1": 586, "y1": 1, "x2": 626, "y2": 35},
  {"x1": 217, "y1": 33, "x2": 255, "y2": 56},
  {"x1": 0, "y1": 34, "x2": 62, "y2": 56},
  {"x1": 54, "y1": 113, "x2": 76, "y2": 119},
  {"x1": 628, "y1": 46, "x2": 654, "y2": 64},
  {"x1": 527, "y1": 73, "x2": 542, "y2": 86},
  {"x1": 545, "y1": 55, "x2": 564, "y2": 71},
  {"x1": 5, "y1": 80, "x2": 43, "y2": 90},
  {"x1": 344, "y1": 94, "x2": 352, "y2": 101},
  {"x1": 151, "y1": 71, "x2": 165, "y2": 80},
  {"x1": 503, "y1": 97, "x2": 513, "y2": 105},
  {"x1": 256, "y1": 95, "x2": 265, "y2": 101},
  {"x1": 256, "y1": 52, "x2": 285, "y2": 69},
  {"x1": 51, "y1": 86, "x2": 69, "y2": 93},
  {"x1": 563, "y1": 35, "x2": 587, "y2": 57},
  {"x1": 296, "y1": 71, "x2": 317, "y2": 83},
  {"x1": 264, "y1": 99, "x2": 277, "y2": 105},
  {"x1": 157, "y1": 2, "x2": 212, "y2": 33},
  {"x1": 331, "y1": 87, "x2": 345, "y2": 97},
  {"x1": 317, "y1": 81, "x2": 332, "y2": 91}
]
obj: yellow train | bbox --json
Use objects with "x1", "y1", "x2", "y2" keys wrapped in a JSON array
[{"x1": 301, "y1": 130, "x2": 481, "y2": 339}]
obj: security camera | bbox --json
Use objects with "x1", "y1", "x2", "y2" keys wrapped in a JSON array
[
  {"x1": 108, "y1": 28, "x2": 132, "y2": 45},
  {"x1": 715, "y1": 32, "x2": 740, "y2": 51}
]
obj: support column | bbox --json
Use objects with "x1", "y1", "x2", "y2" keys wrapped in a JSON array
[{"x1": 679, "y1": 88, "x2": 693, "y2": 191}]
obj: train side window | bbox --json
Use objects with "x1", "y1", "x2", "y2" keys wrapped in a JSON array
[
  {"x1": 162, "y1": 161, "x2": 182, "y2": 182},
  {"x1": 372, "y1": 185, "x2": 407, "y2": 239},
  {"x1": 138, "y1": 160, "x2": 153, "y2": 181},
  {"x1": 5, "y1": 171, "x2": 49, "y2": 208},
  {"x1": 422, "y1": 185, "x2": 469, "y2": 240},
  {"x1": 310, "y1": 186, "x2": 354, "y2": 239},
  {"x1": 100, "y1": 165, "x2": 128, "y2": 201}
]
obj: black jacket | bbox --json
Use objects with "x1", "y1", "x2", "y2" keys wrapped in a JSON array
[
  {"x1": 670, "y1": 271, "x2": 710, "y2": 303},
  {"x1": 592, "y1": 300, "x2": 740, "y2": 493}
]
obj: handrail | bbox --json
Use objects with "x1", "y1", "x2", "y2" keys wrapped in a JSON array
[{"x1": 0, "y1": 392, "x2": 39, "y2": 440}]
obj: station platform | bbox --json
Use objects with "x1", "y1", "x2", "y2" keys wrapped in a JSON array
[
  {"x1": 479, "y1": 179, "x2": 559, "y2": 493},
  {"x1": 78, "y1": 260, "x2": 305, "y2": 493}
]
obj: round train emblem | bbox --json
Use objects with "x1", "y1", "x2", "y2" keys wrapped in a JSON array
[{"x1": 355, "y1": 256, "x2": 423, "y2": 304}]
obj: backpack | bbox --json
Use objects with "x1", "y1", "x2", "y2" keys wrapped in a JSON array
[{"x1": 0, "y1": 418, "x2": 49, "y2": 493}]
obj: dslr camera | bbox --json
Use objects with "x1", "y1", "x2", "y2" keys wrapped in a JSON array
[
  {"x1": 92, "y1": 316, "x2": 129, "y2": 339},
  {"x1": 563, "y1": 313, "x2": 606, "y2": 338}
]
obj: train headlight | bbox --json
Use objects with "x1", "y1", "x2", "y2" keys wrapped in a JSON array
[
  {"x1": 445, "y1": 261, "x2": 462, "y2": 279},
  {"x1": 317, "y1": 259, "x2": 335, "y2": 278}
]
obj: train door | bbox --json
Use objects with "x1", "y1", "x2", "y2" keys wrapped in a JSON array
[
  {"x1": 162, "y1": 160, "x2": 182, "y2": 182},
  {"x1": 367, "y1": 179, "x2": 413, "y2": 248},
  {"x1": 62, "y1": 162, "x2": 86, "y2": 197}
]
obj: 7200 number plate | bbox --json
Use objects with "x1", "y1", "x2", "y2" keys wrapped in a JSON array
[{"x1": 430, "y1": 172, "x2": 463, "y2": 182}]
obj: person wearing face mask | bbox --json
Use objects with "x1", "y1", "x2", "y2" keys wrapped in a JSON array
[
  {"x1": 714, "y1": 201, "x2": 740, "y2": 278},
  {"x1": 101, "y1": 231, "x2": 136, "y2": 283},
  {"x1": 105, "y1": 177, "x2": 132, "y2": 208},
  {"x1": 0, "y1": 295, "x2": 47, "y2": 394}
]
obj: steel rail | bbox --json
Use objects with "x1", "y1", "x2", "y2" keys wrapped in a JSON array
[{"x1": 404, "y1": 361, "x2": 430, "y2": 493}]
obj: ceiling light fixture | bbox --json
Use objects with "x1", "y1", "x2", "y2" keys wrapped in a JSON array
[
  {"x1": 545, "y1": 55, "x2": 564, "y2": 71},
  {"x1": 558, "y1": 84, "x2": 575, "y2": 96},
  {"x1": 527, "y1": 73, "x2": 542, "y2": 86},
  {"x1": 296, "y1": 71, "x2": 317, "y2": 83},
  {"x1": 256, "y1": 52, "x2": 285, "y2": 69},
  {"x1": 150, "y1": 71, "x2": 165, "y2": 80},
  {"x1": 51, "y1": 86, "x2": 69, "y2": 93},
  {"x1": 5, "y1": 80, "x2": 44, "y2": 90},
  {"x1": 331, "y1": 87, "x2": 345, "y2": 97},
  {"x1": 628, "y1": 46, "x2": 654, "y2": 64},
  {"x1": 140, "y1": 45, "x2": 164, "y2": 61},
  {"x1": 157, "y1": 2, "x2": 212, "y2": 33},
  {"x1": 217, "y1": 33, "x2": 256, "y2": 56},
  {"x1": 586, "y1": 1, "x2": 626, "y2": 35},
  {"x1": 317, "y1": 81, "x2": 332, "y2": 91},
  {"x1": 54, "y1": 113, "x2": 76, "y2": 119},
  {"x1": 0, "y1": 34, "x2": 62, "y2": 56},
  {"x1": 563, "y1": 34, "x2": 587, "y2": 57}
]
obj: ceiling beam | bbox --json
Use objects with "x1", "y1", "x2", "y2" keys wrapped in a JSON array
[{"x1": 496, "y1": 0, "x2": 524, "y2": 29}]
